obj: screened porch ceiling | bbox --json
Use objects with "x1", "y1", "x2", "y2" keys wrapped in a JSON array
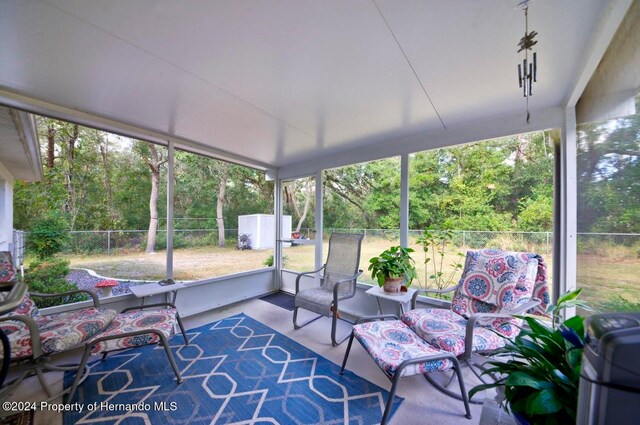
[{"x1": 0, "y1": 0, "x2": 625, "y2": 176}]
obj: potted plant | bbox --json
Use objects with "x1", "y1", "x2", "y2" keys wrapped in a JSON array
[
  {"x1": 368, "y1": 246, "x2": 417, "y2": 294},
  {"x1": 469, "y1": 289, "x2": 591, "y2": 425}
]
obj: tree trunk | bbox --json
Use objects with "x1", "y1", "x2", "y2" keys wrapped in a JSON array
[
  {"x1": 295, "y1": 179, "x2": 311, "y2": 233},
  {"x1": 146, "y1": 144, "x2": 162, "y2": 253},
  {"x1": 99, "y1": 134, "x2": 115, "y2": 223},
  {"x1": 46, "y1": 123, "x2": 55, "y2": 169},
  {"x1": 216, "y1": 163, "x2": 229, "y2": 247},
  {"x1": 63, "y1": 125, "x2": 79, "y2": 229}
]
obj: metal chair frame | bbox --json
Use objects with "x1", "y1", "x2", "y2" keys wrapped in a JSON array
[
  {"x1": 0, "y1": 288, "x2": 107, "y2": 407},
  {"x1": 340, "y1": 315, "x2": 472, "y2": 425},
  {"x1": 293, "y1": 233, "x2": 364, "y2": 346},
  {"x1": 410, "y1": 287, "x2": 541, "y2": 404},
  {"x1": 67, "y1": 302, "x2": 189, "y2": 401}
]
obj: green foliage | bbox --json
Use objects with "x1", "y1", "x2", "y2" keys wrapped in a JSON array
[
  {"x1": 416, "y1": 228, "x2": 464, "y2": 293},
  {"x1": 577, "y1": 96, "x2": 640, "y2": 233},
  {"x1": 368, "y1": 246, "x2": 417, "y2": 287},
  {"x1": 25, "y1": 258, "x2": 88, "y2": 308},
  {"x1": 29, "y1": 212, "x2": 69, "y2": 259},
  {"x1": 14, "y1": 119, "x2": 556, "y2": 258},
  {"x1": 597, "y1": 295, "x2": 640, "y2": 312},
  {"x1": 263, "y1": 255, "x2": 288, "y2": 267},
  {"x1": 469, "y1": 289, "x2": 592, "y2": 424},
  {"x1": 517, "y1": 192, "x2": 554, "y2": 232}
]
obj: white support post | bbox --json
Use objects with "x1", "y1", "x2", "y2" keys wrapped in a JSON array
[
  {"x1": 400, "y1": 154, "x2": 409, "y2": 247},
  {"x1": 274, "y1": 171, "x2": 283, "y2": 290},
  {"x1": 314, "y1": 171, "x2": 324, "y2": 272},
  {"x1": 557, "y1": 108, "x2": 578, "y2": 308},
  {"x1": 166, "y1": 140, "x2": 175, "y2": 280}
]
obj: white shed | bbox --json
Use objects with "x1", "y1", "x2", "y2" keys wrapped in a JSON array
[{"x1": 238, "y1": 214, "x2": 292, "y2": 250}]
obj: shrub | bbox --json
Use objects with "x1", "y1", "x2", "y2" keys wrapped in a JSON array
[
  {"x1": 263, "y1": 255, "x2": 288, "y2": 267},
  {"x1": 25, "y1": 258, "x2": 88, "y2": 308},
  {"x1": 29, "y1": 213, "x2": 69, "y2": 259}
]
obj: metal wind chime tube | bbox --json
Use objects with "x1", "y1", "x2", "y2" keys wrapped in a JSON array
[{"x1": 517, "y1": 2, "x2": 538, "y2": 123}]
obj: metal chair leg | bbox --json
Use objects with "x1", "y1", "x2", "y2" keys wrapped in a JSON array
[
  {"x1": 35, "y1": 364, "x2": 53, "y2": 397},
  {"x1": 331, "y1": 309, "x2": 350, "y2": 347},
  {"x1": 339, "y1": 331, "x2": 356, "y2": 375},
  {"x1": 380, "y1": 376, "x2": 401, "y2": 425},
  {"x1": 67, "y1": 345, "x2": 93, "y2": 402},
  {"x1": 175, "y1": 313, "x2": 189, "y2": 345},
  {"x1": 451, "y1": 358, "x2": 473, "y2": 419},
  {"x1": 293, "y1": 307, "x2": 323, "y2": 330},
  {"x1": 158, "y1": 333, "x2": 182, "y2": 384}
]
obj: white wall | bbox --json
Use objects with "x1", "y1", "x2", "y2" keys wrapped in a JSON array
[
  {"x1": 0, "y1": 161, "x2": 14, "y2": 251},
  {"x1": 238, "y1": 214, "x2": 292, "y2": 250}
]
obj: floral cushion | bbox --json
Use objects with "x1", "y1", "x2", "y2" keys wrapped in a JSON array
[
  {"x1": 451, "y1": 249, "x2": 550, "y2": 325},
  {"x1": 0, "y1": 307, "x2": 117, "y2": 360},
  {"x1": 9, "y1": 294, "x2": 41, "y2": 318},
  {"x1": 353, "y1": 320, "x2": 453, "y2": 379},
  {"x1": 0, "y1": 251, "x2": 17, "y2": 283},
  {"x1": 89, "y1": 308, "x2": 177, "y2": 355},
  {"x1": 401, "y1": 308, "x2": 519, "y2": 357}
]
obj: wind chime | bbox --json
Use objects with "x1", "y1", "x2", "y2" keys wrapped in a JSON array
[{"x1": 517, "y1": 0, "x2": 538, "y2": 124}]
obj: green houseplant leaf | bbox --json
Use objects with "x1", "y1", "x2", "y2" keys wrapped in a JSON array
[
  {"x1": 368, "y1": 245, "x2": 417, "y2": 288},
  {"x1": 469, "y1": 289, "x2": 589, "y2": 424}
]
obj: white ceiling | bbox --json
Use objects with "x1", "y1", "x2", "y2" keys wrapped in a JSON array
[{"x1": 0, "y1": 0, "x2": 616, "y2": 172}]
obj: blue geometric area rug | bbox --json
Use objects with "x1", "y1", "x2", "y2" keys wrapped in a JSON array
[{"x1": 64, "y1": 313, "x2": 402, "y2": 424}]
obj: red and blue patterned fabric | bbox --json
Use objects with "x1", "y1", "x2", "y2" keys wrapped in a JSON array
[
  {"x1": 399, "y1": 249, "x2": 550, "y2": 357},
  {"x1": 353, "y1": 320, "x2": 453, "y2": 379},
  {"x1": 400, "y1": 308, "x2": 516, "y2": 356},
  {"x1": 0, "y1": 303, "x2": 116, "y2": 360},
  {"x1": 0, "y1": 251, "x2": 17, "y2": 283},
  {"x1": 89, "y1": 307, "x2": 177, "y2": 355},
  {"x1": 451, "y1": 249, "x2": 549, "y2": 321}
]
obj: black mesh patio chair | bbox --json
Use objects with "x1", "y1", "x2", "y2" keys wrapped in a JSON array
[{"x1": 293, "y1": 233, "x2": 364, "y2": 346}]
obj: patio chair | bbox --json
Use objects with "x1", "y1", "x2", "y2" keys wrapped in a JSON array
[
  {"x1": 0, "y1": 252, "x2": 117, "y2": 403},
  {"x1": 340, "y1": 315, "x2": 472, "y2": 424},
  {"x1": 293, "y1": 233, "x2": 364, "y2": 346},
  {"x1": 403, "y1": 248, "x2": 550, "y2": 401},
  {"x1": 67, "y1": 302, "x2": 189, "y2": 401}
]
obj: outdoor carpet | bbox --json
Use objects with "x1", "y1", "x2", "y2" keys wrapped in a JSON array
[
  {"x1": 259, "y1": 291, "x2": 296, "y2": 311},
  {"x1": 63, "y1": 313, "x2": 402, "y2": 424}
]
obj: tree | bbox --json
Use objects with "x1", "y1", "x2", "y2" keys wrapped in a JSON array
[
  {"x1": 143, "y1": 143, "x2": 167, "y2": 253},
  {"x1": 577, "y1": 97, "x2": 640, "y2": 233},
  {"x1": 284, "y1": 177, "x2": 315, "y2": 234},
  {"x1": 216, "y1": 162, "x2": 229, "y2": 247}
]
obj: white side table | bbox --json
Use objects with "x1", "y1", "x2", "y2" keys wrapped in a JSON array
[
  {"x1": 365, "y1": 285, "x2": 417, "y2": 315},
  {"x1": 129, "y1": 282, "x2": 186, "y2": 305}
]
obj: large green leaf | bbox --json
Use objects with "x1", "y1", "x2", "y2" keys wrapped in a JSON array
[
  {"x1": 556, "y1": 288, "x2": 582, "y2": 308},
  {"x1": 526, "y1": 389, "x2": 563, "y2": 415},
  {"x1": 507, "y1": 372, "x2": 554, "y2": 390}
]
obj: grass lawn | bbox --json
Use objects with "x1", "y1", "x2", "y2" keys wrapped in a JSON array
[
  {"x1": 576, "y1": 255, "x2": 640, "y2": 308},
  {"x1": 67, "y1": 246, "x2": 273, "y2": 281},
  {"x1": 65, "y1": 238, "x2": 640, "y2": 312}
]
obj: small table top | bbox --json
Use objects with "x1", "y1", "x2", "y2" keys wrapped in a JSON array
[
  {"x1": 365, "y1": 285, "x2": 416, "y2": 304},
  {"x1": 129, "y1": 282, "x2": 186, "y2": 298}
]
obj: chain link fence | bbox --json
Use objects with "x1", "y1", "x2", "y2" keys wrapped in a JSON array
[
  {"x1": 40, "y1": 229, "x2": 241, "y2": 255},
  {"x1": 325, "y1": 228, "x2": 554, "y2": 255},
  {"x1": 14, "y1": 227, "x2": 640, "y2": 259}
]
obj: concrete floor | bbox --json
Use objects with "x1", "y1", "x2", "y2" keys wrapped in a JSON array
[{"x1": 4, "y1": 296, "x2": 489, "y2": 425}]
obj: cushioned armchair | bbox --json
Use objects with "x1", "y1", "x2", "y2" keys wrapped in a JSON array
[
  {"x1": 0, "y1": 252, "x2": 117, "y2": 402},
  {"x1": 293, "y1": 233, "x2": 364, "y2": 346},
  {"x1": 404, "y1": 249, "x2": 550, "y2": 400},
  {"x1": 340, "y1": 248, "x2": 550, "y2": 416}
]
